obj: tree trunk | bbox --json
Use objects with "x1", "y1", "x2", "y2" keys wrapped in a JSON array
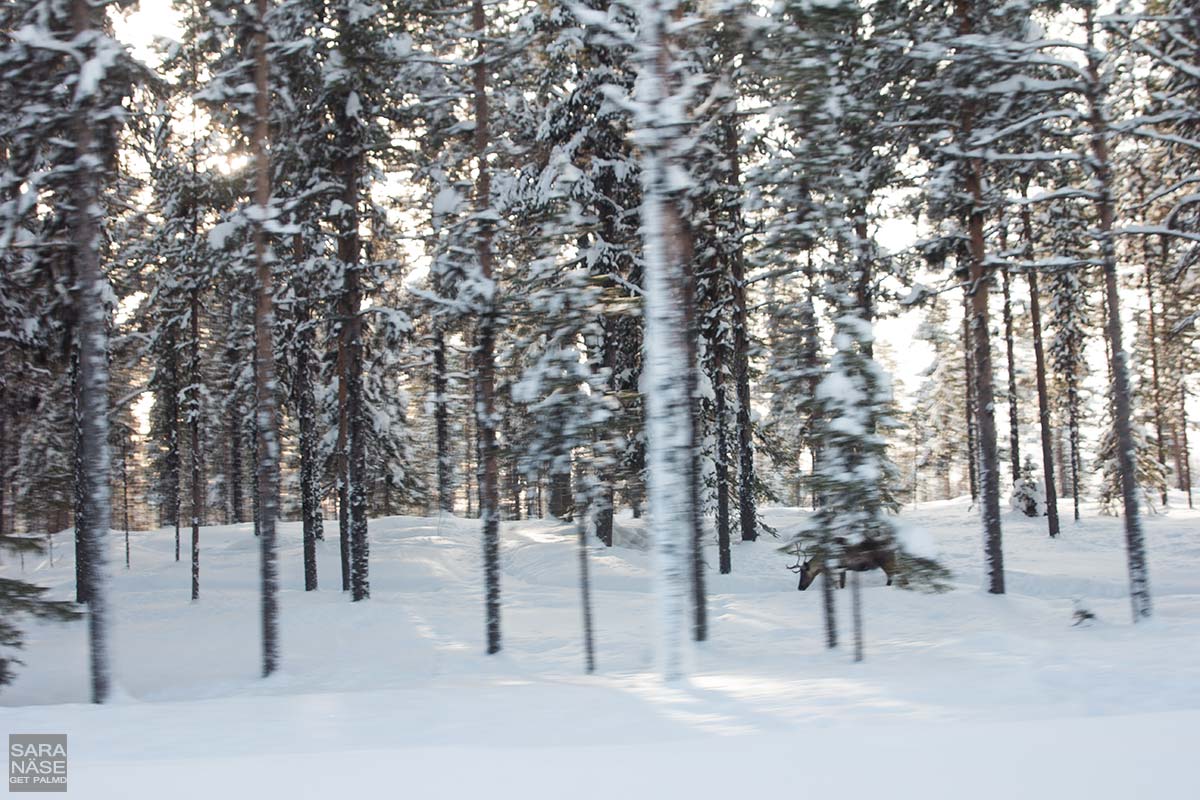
[
  {"x1": 473, "y1": 0, "x2": 501, "y2": 655},
  {"x1": 295, "y1": 302, "x2": 320, "y2": 591},
  {"x1": 1000, "y1": 265, "x2": 1020, "y2": 484},
  {"x1": 251, "y1": 406, "x2": 260, "y2": 537},
  {"x1": 72, "y1": 0, "x2": 111, "y2": 701},
  {"x1": 822, "y1": 568, "x2": 837, "y2": 649},
  {"x1": 576, "y1": 511, "x2": 596, "y2": 673},
  {"x1": 713, "y1": 340, "x2": 731, "y2": 574},
  {"x1": 465, "y1": 400, "x2": 474, "y2": 517},
  {"x1": 161, "y1": 328, "x2": 182, "y2": 558},
  {"x1": 252, "y1": 0, "x2": 280, "y2": 675},
  {"x1": 226, "y1": 328, "x2": 244, "y2": 524},
  {"x1": 1179, "y1": 382, "x2": 1193, "y2": 509},
  {"x1": 190, "y1": 288, "x2": 202, "y2": 601},
  {"x1": 508, "y1": 451, "x2": 521, "y2": 521},
  {"x1": 336, "y1": 326, "x2": 350, "y2": 591},
  {"x1": 1085, "y1": 15, "x2": 1149, "y2": 620},
  {"x1": 725, "y1": 114, "x2": 757, "y2": 543},
  {"x1": 1022, "y1": 205, "x2": 1060, "y2": 538},
  {"x1": 345, "y1": 263, "x2": 369, "y2": 602},
  {"x1": 72, "y1": 346, "x2": 90, "y2": 604},
  {"x1": 122, "y1": 435, "x2": 130, "y2": 568},
  {"x1": 961, "y1": 291, "x2": 979, "y2": 503},
  {"x1": 685, "y1": 265, "x2": 705, "y2": 644},
  {"x1": 548, "y1": 470, "x2": 572, "y2": 519},
  {"x1": 1144, "y1": 251, "x2": 1169, "y2": 506},
  {"x1": 637, "y1": 0, "x2": 698, "y2": 680},
  {"x1": 433, "y1": 326, "x2": 453, "y2": 513},
  {"x1": 851, "y1": 568, "x2": 863, "y2": 663},
  {"x1": 955, "y1": 0, "x2": 1004, "y2": 593},
  {"x1": 1067, "y1": 364, "x2": 1083, "y2": 522}
]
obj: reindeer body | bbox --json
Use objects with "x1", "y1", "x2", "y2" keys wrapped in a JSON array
[{"x1": 790, "y1": 537, "x2": 896, "y2": 591}]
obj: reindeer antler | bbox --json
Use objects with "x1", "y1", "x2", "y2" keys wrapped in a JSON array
[{"x1": 786, "y1": 546, "x2": 807, "y2": 572}]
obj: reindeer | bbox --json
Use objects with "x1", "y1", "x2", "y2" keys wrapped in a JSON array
[{"x1": 787, "y1": 536, "x2": 897, "y2": 591}]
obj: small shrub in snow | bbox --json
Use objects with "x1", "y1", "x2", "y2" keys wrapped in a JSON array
[{"x1": 1010, "y1": 456, "x2": 1046, "y2": 518}]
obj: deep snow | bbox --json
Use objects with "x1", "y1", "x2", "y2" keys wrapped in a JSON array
[{"x1": 3, "y1": 496, "x2": 1199, "y2": 798}]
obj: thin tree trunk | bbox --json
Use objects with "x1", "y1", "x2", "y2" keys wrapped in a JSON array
[
  {"x1": 473, "y1": 0, "x2": 501, "y2": 654},
  {"x1": 508, "y1": 452, "x2": 521, "y2": 521},
  {"x1": 851, "y1": 568, "x2": 862, "y2": 663},
  {"x1": 1144, "y1": 251, "x2": 1169, "y2": 506},
  {"x1": 295, "y1": 305, "x2": 320, "y2": 591},
  {"x1": 72, "y1": 346, "x2": 89, "y2": 604},
  {"x1": 227, "y1": 331, "x2": 244, "y2": 524},
  {"x1": 1085, "y1": 13, "x2": 1149, "y2": 620},
  {"x1": 190, "y1": 288, "x2": 202, "y2": 601},
  {"x1": 1179, "y1": 382, "x2": 1193, "y2": 509},
  {"x1": 725, "y1": 113, "x2": 757, "y2": 543},
  {"x1": 346, "y1": 271, "x2": 369, "y2": 601},
  {"x1": 1067, "y1": 366, "x2": 1082, "y2": 522},
  {"x1": 434, "y1": 326, "x2": 453, "y2": 513},
  {"x1": 251, "y1": 410, "x2": 260, "y2": 537},
  {"x1": 122, "y1": 435, "x2": 130, "y2": 568},
  {"x1": 1022, "y1": 205, "x2": 1060, "y2": 538},
  {"x1": 822, "y1": 568, "x2": 837, "y2": 649},
  {"x1": 161, "y1": 328, "x2": 182, "y2": 557},
  {"x1": 252, "y1": 0, "x2": 280, "y2": 674},
  {"x1": 576, "y1": 510, "x2": 596, "y2": 674},
  {"x1": 961, "y1": 292, "x2": 979, "y2": 503},
  {"x1": 713, "y1": 341, "x2": 731, "y2": 574},
  {"x1": 1000, "y1": 265, "x2": 1020, "y2": 485},
  {"x1": 336, "y1": 327, "x2": 350, "y2": 591},
  {"x1": 686, "y1": 275, "x2": 705, "y2": 643},
  {"x1": 465, "y1": 403, "x2": 474, "y2": 518}
]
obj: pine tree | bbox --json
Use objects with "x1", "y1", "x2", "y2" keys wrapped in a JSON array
[
  {"x1": 1010, "y1": 455, "x2": 1046, "y2": 518},
  {"x1": 784, "y1": 295, "x2": 901, "y2": 661},
  {"x1": 0, "y1": 531, "x2": 79, "y2": 688}
]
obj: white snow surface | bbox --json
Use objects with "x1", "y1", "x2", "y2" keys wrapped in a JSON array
[{"x1": 4, "y1": 496, "x2": 1200, "y2": 798}]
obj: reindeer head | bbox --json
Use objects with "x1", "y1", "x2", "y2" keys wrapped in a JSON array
[{"x1": 787, "y1": 549, "x2": 825, "y2": 591}]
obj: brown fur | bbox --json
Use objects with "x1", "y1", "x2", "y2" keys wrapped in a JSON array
[{"x1": 794, "y1": 537, "x2": 896, "y2": 591}]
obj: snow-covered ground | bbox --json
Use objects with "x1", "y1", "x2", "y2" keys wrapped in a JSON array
[{"x1": 3, "y1": 496, "x2": 1199, "y2": 798}]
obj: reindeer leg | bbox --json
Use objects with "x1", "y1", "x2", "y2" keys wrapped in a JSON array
[{"x1": 840, "y1": 570, "x2": 847, "y2": 589}]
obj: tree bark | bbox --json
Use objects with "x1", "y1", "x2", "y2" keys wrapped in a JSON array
[
  {"x1": 637, "y1": 0, "x2": 699, "y2": 680},
  {"x1": 1021, "y1": 204, "x2": 1060, "y2": 538},
  {"x1": 1144, "y1": 252, "x2": 1169, "y2": 506},
  {"x1": 725, "y1": 114, "x2": 757, "y2": 543},
  {"x1": 72, "y1": 346, "x2": 90, "y2": 603},
  {"x1": 1085, "y1": 12, "x2": 1149, "y2": 620},
  {"x1": 433, "y1": 326, "x2": 453, "y2": 513},
  {"x1": 295, "y1": 294, "x2": 320, "y2": 591},
  {"x1": 71, "y1": 0, "x2": 111, "y2": 703},
  {"x1": 1178, "y1": 382, "x2": 1193, "y2": 509},
  {"x1": 252, "y1": 0, "x2": 280, "y2": 674},
  {"x1": 190, "y1": 287, "x2": 202, "y2": 601},
  {"x1": 576, "y1": 512, "x2": 596, "y2": 673},
  {"x1": 473, "y1": 0, "x2": 501, "y2": 655},
  {"x1": 851, "y1": 569, "x2": 863, "y2": 663},
  {"x1": 336, "y1": 317, "x2": 350, "y2": 590},
  {"x1": 712, "y1": 333, "x2": 731, "y2": 574},
  {"x1": 961, "y1": 290, "x2": 979, "y2": 503},
  {"x1": 822, "y1": 568, "x2": 837, "y2": 649},
  {"x1": 1000, "y1": 264, "x2": 1020, "y2": 485},
  {"x1": 121, "y1": 435, "x2": 130, "y2": 568},
  {"x1": 955, "y1": 0, "x2": 1004, "y2": 594}
]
